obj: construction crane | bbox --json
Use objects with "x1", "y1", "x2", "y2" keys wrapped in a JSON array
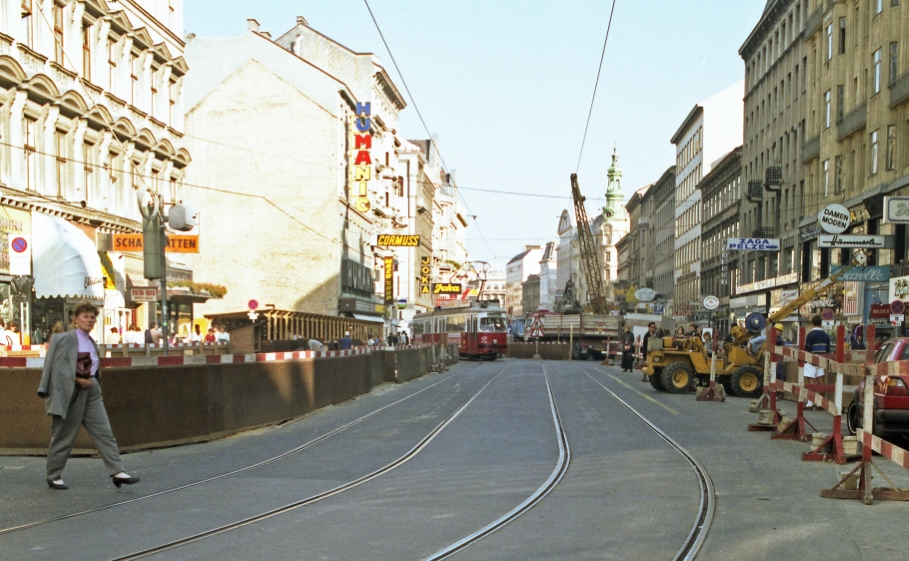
[{"x1": 570, "y1": 173, "x2": 609, "y2": 315}]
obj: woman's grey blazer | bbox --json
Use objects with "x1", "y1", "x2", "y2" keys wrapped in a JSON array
[{"x1": 37, "y1": 331, "x2": 99, "y2": 420}]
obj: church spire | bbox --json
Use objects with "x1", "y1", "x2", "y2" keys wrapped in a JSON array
[{"x1": 604, "y1": 147, "x2": 625, "y2": 221}]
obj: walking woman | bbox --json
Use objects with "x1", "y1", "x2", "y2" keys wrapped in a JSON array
[
  {"x1": 620, "y1": 325, "x2": 635, "y2": 372},
  {"x1": 37, "y1": 301, "x2": 139, "y2": 490}
]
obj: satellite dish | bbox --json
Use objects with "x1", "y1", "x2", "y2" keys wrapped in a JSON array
[
  {"x1": 744, "y1": 312, "x2": 767, "y2": 334},
  {"x1": 138, "y1": 189, "x2": 159, "y2": 220}
]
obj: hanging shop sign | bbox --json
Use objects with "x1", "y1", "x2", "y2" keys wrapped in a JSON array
[
  {"x1": 831, "y1": 265, "x2": 891, "y2": 282},
  {"x1": 870, "y1": 303, "x2": 892, "y2": 324},
  {"x1": 112, "y1": 233, "x2": 200, "y2": 253},
  {"x1": 375, "y1": 235, "x2": 420, "y2": 247},
  {"x1": 432, "y1": 283, "x2": 462, "y2": 295},
  {"x1": 383, "y1": 256, "x2": 394, "y2": 305},
  {"x1": 351, "y1": 102, "x2": 372, "y2": 213},
  {"x1": 818, "y1": 203, "x2": 851, "y2": 234},
  {"x1": 890, "y1": 275, "x2": 909, "y2": 301},
  {"x1": 420, "y1": 255, "x2": 431, "y2": 296},
  {"x1": 884, "y1": 196, "x2": 909, "y2": 224},
  {"x1": 818, "y1": 235, "x2": 887, "y2": 249},
  {"x1": 726, "y1": 238, "x2": 781, "y2": 251},
  {"x1": 130, "y1": 288, "x2": 158, "y2": 302},
  {"x1": 634, "y1": 287, "x2": 656, "y2": 302}
]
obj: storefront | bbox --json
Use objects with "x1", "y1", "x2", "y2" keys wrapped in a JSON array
[{"x1": 31, "y1": 213, "x2": 105, "y2": 342}]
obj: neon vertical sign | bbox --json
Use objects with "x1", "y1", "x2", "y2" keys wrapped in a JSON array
[{"x1": 351, "y1": 102, "x2": 372, "y2": 213}]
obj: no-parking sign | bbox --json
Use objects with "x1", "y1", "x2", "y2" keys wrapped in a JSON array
[{"x1": 8, "y1": 235, "x2": 30, "y2": 275}]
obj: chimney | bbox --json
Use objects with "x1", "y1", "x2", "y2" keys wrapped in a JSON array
[
  {"x1": 260, "y1": 31, "x2": 271, "y2": 39},
  {"x1": 246, "y1": 18, "x2": 260, "y2": 32},
  {"x1": 296, "y1": 16, "x2": 309, "y2": 26}
]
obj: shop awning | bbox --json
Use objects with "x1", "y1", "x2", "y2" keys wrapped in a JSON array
[
  {"x1": 352, "y1": 313, "x2": 385, "y2": 324},
  {"x1": 33, "y1": 213, "x2": 104, "y2": 301}
]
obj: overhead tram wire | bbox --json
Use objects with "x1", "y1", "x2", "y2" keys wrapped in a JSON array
[
  {"x1": 362, "y1": 0, "x2": 496, "y2": 259},
  {"x1": 575, "y1": 0, "x2": 618, "y2": 173}
]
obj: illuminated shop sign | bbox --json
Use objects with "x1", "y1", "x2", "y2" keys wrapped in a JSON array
[
  {"x1": 384, "y1": 256, "x2": 394, "y2": 305},
  {"x1": 351, "y1": 102, "x2": 372, "y2": 213},
  {"x1": 420, "y1": 255, "x2": 431, "y2": 296},
  {"x1": 433, "y1": 283, "x2": 462, "y2": 295},
  {"x1": 376, "y1": 235, "x2": 420, "y2": 247}
]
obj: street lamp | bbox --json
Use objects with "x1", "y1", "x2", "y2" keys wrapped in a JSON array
[{"x1": 138, "y1": 189, "x2": 198, "y2": 356}]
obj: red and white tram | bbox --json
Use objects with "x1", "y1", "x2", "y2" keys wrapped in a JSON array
[{"x1": 411, "y1": 300, "x2": 508, "y2": 360}]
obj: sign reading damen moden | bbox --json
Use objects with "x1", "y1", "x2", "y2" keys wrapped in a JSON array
[{"x1": 726, "y1": 238, "x2": 781, "y2": 251}]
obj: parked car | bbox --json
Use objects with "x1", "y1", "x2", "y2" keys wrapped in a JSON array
[{"x1": 846, "y1": 338, "x2": 909, "y2": 437}]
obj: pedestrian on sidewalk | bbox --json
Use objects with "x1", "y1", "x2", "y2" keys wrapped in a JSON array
[
  {"x1": 803, "y1": 315, "x2": 831, "y2": 409},
  {"x1": 641, "y1": 322, "x2": 658, "y2": 382},
  {"x1": 620, "y1": 325, "x2": 635, "y2": 372},
  {"x1": 36, "y1": 301, "x2": 139, "y2": 490}
]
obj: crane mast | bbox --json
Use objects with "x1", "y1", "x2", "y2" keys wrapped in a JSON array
[{"x1": 570, "y1": 173, "x2": 609, "y2": 315}]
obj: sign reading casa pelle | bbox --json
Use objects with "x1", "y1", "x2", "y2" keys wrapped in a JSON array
[
  {"x1": 351, "y1": 102, "x2": 372, "y2": 213},
  {"x1": 375, "y1": 234, "x2": 420, "y2": 247},
  {"x1": 818, "y1": 203, "x2": 851, "y2": 234},
  {"x1": 726, "y1": 238, "x2": 781, "y2": 251}
]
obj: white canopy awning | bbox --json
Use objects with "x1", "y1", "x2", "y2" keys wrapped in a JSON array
[
  {"x1": 352, "y1": 313, "x2": 385, "y2": 324},
  {"x1": 33, "y1": 213, "x2": 105, "y2": 301}
]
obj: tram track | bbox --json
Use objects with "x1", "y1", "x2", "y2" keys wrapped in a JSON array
[
  {"x1": 578, "y1": 363, "x2": 716, "y2": 561},
  {"x1": 421, "y1": 363, "x2": 570, "y2": 561},
  {"x1": 0, "y1": 362, "x2": 487, "y2": 537},
  {"x1": 107, "y1": 362, "x2": 510, "y2": 560}
]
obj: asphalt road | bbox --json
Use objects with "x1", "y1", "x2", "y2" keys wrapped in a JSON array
[{"x1": 2, "y1": 358, "x2": 908, "y2": 560}]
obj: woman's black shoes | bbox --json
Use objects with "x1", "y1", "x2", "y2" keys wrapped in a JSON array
[
  {"x1": 47, "y1": 479, "x2": 68, "y2": 490},
  {"x1": 112, "y1": 475, "x2": 140, "y2": 488}
]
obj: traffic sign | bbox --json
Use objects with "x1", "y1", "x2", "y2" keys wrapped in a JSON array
[
  {"x1": 530, "y1": 329, "x2": 544, "y2": 338},
  {"x1": 891, "y1": 314, "x2": 904, "y2": 325},
  {"x1": 891, "y1": 300, "x2": 906, "y2": 315},
  {"x1": 529, "y1": 318, "x2": 545, "y2": 338},
  {"x1": 248, "y1": 299, "x2": 259, "y2": 310},
  {"x1": 821, "y1": 308, "x2": 835, "y2": 321}
]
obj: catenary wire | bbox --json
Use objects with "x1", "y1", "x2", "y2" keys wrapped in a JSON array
[{"x1": 575, "y1": 0, "x2": 618, "y2": 174}]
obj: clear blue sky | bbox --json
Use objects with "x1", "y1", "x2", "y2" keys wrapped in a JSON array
[{"x1": 185, "y1": 0, "x2": 766, "y2": 269}]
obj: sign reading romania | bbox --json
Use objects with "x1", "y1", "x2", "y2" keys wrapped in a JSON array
[
  {"x1": 113, "y1": 234, "x2": 200, "y2": 253},
  {"x1": 433, "y1": 283, "x2": 462, "y2": 295},
  {"x1": 351, "y1": 102, "x2": 372, "y2": 213},
  {"x1": 376, "y1": 235, "x2": 420, "y2": 247}
]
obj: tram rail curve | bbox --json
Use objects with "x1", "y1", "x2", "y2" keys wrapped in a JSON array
[
  {"x1": 578, "y1": 363, "x2": 716, "y2": 561},
  {"x1": 0, "y1": 362, "x2": 487, "y2": 537}
]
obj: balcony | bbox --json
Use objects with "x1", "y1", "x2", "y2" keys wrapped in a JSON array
[
  {"x1": 752, "y1": 226, "x2": 777, "y2": 239},
  {"x1": 890, "y1": 71, "x2": 909, "y2": 108},
  {"x1": 765, "y1": 166, "x2": 782, "y2": 191},
  {"x1": 746, "y1": 180, "x2": 764, "y2": 203},
  {"x1": 836, "y1": 101, "x2": 866, "y2": 141},
  {"x1": 801, "y1": 134, "x2": 820, "y2": 163}
]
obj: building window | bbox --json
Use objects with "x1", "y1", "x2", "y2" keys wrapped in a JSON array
[
  {"x1": 890, "y1": 42, "x2": 899, "y2": 85},
  {"x1": 20, "y1": 0, "x2": 33, "y2": 48},
  {"x1": 53, "y1": 3, "x2": 64, "y2": 63},
  {"x1": 834, "y1": 155, "x2": 843, "y2": 194},
  {"x1": 55, "y1": 130, "x2": 67, "y2": 197},
  {"x1": 871, "y1": 130, "x2": 880, "y2": 175},
  {"x1": 82, "y1": 22, "x2": 92, "y2": 80},
  {"x1": 168, "y1": 79, "x2": 177, "y2": 124},
  {"x1": 872, "y1": 49, "x2": 882, "y2": 94},
  {"x1": 108, "y1": 40, "x2": 118, "y2": 95},
  {"x1": 836, "y1": 85, "x2": 845, "y2": 121},
  {"x1": 823, "y1": 160, "x2": 830, "y2": 197},
  {"x1": 824, "y1": 90, "x2": 831, "y2": 128},
  {"x1": 130, "y1": 53, "x2": 139, "y2": 105},
  {"x1": 887, "y1": 125, "x2": 897, "y2": 170},
  {"x1": 838, "y1": 17, "x2": 846, "y2": 54},
  {"x1": 875, "y1": 0, "x2": 883, "y2": 14},
  {"x1": 23, "y1": 118, "x2": 36, "y2": 191},
  {"x1": 150, "y1": 72, "x2": 157, "y2": 118},
  {"x1": 826, "y1": 24, "x2": 833, "y2": 61},
  {"x1": 84, "y1": 142, "x2": 95, "y2": 204},
  {"x1": 108, "y1": 151, "x2": 120, "y2": 213}
]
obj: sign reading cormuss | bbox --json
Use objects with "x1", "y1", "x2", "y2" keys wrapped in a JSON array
[
  {"x1": 726, "y1": 238, "x2": 781, "y2": 251},
  {"x1": 433, "y1": 283, "x2": 462, "y2": 295},
  {"x1": 375, "y1": 235, "x2": 420, "y2": 247}
]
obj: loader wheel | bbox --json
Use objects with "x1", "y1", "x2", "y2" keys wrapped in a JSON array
[
  {"x1": 730, "y1": 365, "x2": 763, "y2": 398},
  {"x1": 661, "y1": 362, "x2": 694, "y2": 394},
  {"x1": 846, "y1": 401, "x2": 861, "y2": 436},
  {"x1": 649, "y1": 368, "x2": 666, "y2": 391}
]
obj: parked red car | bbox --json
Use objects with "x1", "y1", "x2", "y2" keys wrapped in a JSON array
[{"x1": 846, "y1": 337, "x2": 909, "y2": 437}]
